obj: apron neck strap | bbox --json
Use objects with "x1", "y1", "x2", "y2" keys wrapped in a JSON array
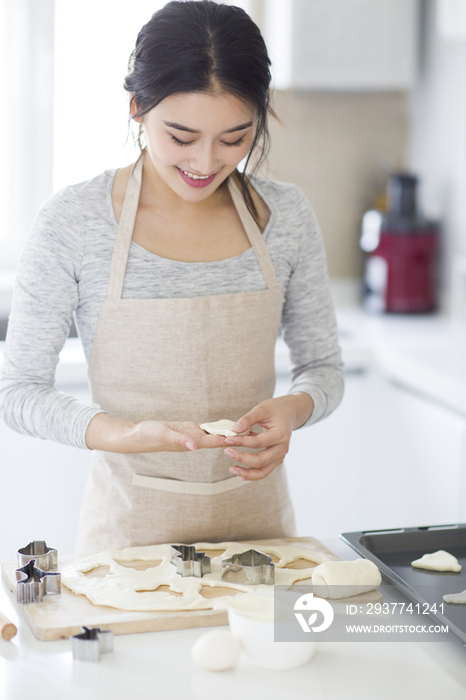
[
  {"x1": 227, "y1": 174, "x2": 278, "y2": 290},
  {"x1": 108, "y1": 154, "x2": 144, "y2": 299},
  {"x1": 107, "y1": 155, "x2": 278, "y2": 299}
]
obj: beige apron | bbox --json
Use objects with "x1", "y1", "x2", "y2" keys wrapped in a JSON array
[{"x1": 76, "y1": 155, "x2": 296, "y2": 554}]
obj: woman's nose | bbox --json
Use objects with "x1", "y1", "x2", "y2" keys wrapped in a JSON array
[{"x1": 189, "y1": 144, "x2": 219, "y2": 175}]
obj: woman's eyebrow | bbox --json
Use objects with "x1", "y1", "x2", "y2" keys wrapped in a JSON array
[
  {"x1": 163, "y1": 121, "x2": 253, "y2": 134},
  {"x1": 224, "y1": 121, "x2": 254, "y2": 133}
]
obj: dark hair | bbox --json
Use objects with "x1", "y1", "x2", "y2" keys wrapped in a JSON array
[{"x1": 123, "y1": 0, "x2": 273, "y2": 220}]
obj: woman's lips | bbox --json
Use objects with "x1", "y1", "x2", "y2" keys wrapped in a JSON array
[{"x1": 176, "y1": 167, "x2": 218, "y2": 188}]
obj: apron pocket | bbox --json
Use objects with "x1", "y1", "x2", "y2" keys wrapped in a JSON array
[
  {"x1": 130, "y1": 466, "x2": 296, "y2": 546},
  {"x1": 130, "y1": 473, "x2": 246, "y2": 546}
]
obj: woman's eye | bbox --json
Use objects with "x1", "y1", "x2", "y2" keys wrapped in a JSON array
[
  {"x1": 170, "y1": 135, "x2": 195, "y2": 146},
  {"x1": 222, "y1": 136, "x2": 245, "y2": 147},
  {"x1": 170, "y1": 134, "x2": 246, "y2": 147}
]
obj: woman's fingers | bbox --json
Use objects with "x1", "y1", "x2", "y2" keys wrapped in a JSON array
[
  {"x1": 222, "y1": 399, "x2": 294, "y2": 480},
  {"x1": 145, "y1": 423, "x2": 194, "y2": 451},
  {"x1": 172, "y1": 433, "x2": 223, "y2": 451},
  {"x1": 229, "y1": 457, "x2": 283, "y2": 481},
  {"x1": 191, "y1": 433, "x2": 228, "y2": 449},
  {"x1": 225, "y1": 429, "x2": 279, "y2": 449},
  {"x1": 229, "y1": 404, "x2": 266, "y2": 435},
  {"x1": 135, "y1": 421, "x2": 226, "y2": 452},
  {"x1": 183, "y1": 426, "x2": 227, "y2": 449},
  {"x1": 224, "y1": 442, "x2": 286, "y2": 470}
]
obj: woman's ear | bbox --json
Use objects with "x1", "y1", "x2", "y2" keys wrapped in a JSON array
[{"x1": 130, "y1": 94, "x2": 143, "y2": 123}]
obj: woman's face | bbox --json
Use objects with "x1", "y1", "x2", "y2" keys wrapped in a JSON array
[{"x1": 132, "y1": 91, "x2": 256, "y2": 202}]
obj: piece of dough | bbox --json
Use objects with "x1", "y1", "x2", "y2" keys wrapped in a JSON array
[
  {"x1": 411, "y1": 550, "x2": 462, "y2": 573},
  {"x1": 443, "y1": 590, "x2": 466, "y2": 604},
  {"x1": 200, "y1": 419, "x2": 251, "y2": 437},
  {"x1": 61, "y1": 541, "x2": 333, "y2": 612},
  {"x1": 311, "y1": 559, "x2": 382, "y2": 599}
]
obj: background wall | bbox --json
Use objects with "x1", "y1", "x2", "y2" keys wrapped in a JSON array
[
  {"x1": 266, "y1": 90, "x2": 409, "y2": 278},
  {"x1": 408, "y1": 0, "x2": 466, "y2": 315},
  {"x1": 0, "y1": 0, "x2": 412, "y2": 286}
]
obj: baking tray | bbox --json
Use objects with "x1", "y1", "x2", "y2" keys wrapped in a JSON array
[{"x1": 340, "y1": 523, "x2": 466, "y2": 644}]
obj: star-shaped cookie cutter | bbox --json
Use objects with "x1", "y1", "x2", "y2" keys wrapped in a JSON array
[
  {"x1": 71, "y1": 626, "x2": 114, "y2": 662},
  {"x1": 15, "y1": 559, "x2": 61, "y2": 604},
  {"x1": 170, "y1": 545, "x2": 211, "y2": 578},
  {"x1": 221, "y1": 548, "x2": 275, "y2": 585},
  {"x1": 17, "y1": 540, "x2": 58, "y2": 571}
]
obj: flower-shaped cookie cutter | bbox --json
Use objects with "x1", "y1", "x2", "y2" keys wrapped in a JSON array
[
  {"x1": 15, "y1": 559, "x2": 61, "y2": 604},
  {"x1": 17, "y1": 540, "x2": 58, "y2": 571},
  {"x1": 71, "y1": 626, "x2": 114, "y2": 662},
  {"x1": 170, "y1": 545, "x2": 211, "y2": 578},
  {"x1": 221, "y1": 548, "x2": 275, "y2": 585}
]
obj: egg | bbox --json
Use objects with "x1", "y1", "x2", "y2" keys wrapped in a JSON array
[{"x1": 191, "y1": 629, "x2": 242, "y2": 671}]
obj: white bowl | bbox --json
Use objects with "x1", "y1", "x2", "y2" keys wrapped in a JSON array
[{"x1": 227, "y1": 595, "x2": 317, "y2": 671}]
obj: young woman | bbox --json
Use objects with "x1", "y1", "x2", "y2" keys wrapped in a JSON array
[{"x1": 0, "y1": 1, "x2": 344, "y2": 554}]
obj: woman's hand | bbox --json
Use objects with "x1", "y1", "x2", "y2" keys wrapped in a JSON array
[
  {"x1": 222, "y1": 393, "x2": 314, "y2": 481},
  {"x1": 130, "y1": 420, "x2": 227, "y2": 452},
  {"x1": 85, "y1": 413, "x2": 226, "y2": 453}
]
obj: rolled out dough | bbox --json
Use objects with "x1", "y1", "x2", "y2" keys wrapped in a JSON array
[
  {"x1": 61, "y1": 541, "x2": 332, "y2": 612},
  {"x1": 311, "y1": 559, "x2": 381, "y2": 599},
  {"x1": 200, "y1": 420, "x2": 251, "y2": 437},
  {"x1": 411, "y1": 550, "x2": 462, "y2": 573},
  {"x1": 443, "y1": 590, "x2": 466, "y2": 604}
]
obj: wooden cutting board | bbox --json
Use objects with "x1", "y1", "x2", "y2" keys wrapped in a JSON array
[{"x1": 1, "y1": 537, "x2": 379, "y2": 641}]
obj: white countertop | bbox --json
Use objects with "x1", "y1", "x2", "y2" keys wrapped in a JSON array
[{"x1": 2, "y1": 537, "x2": 466, "y2": 700}]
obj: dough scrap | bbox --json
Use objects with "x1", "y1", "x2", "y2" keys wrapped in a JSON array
[
  {"x1": 200, "y1": 420, "x2": 251, "y2": 437},
  {"x1": 411, "y1": 550, "x2": 462, "y2": 573},
  {"x1": 311, "y1": 559, "x2": 382, "y2": 599},
  {"x1": 61, "y1": 541, "x2": 333, "y2": 612},
  {"x1": 443, "y1": 590, "x2": 466, "y2": 604}
]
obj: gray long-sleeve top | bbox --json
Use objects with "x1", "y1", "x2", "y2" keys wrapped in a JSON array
[{"x1": 0, "y1": 169, "x2": 344, "y2": 449}]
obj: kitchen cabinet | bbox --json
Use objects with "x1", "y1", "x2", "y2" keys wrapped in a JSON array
[
  {"x1": 264, "y1": 0, "x2": 419, "y2": 90},
  {"x1": 0, "y1": 382, "x2": 91, "y2": 562},
  {"x1": 280, "y1": 359, "x2": 466, "y2": 537},
  {"x1": 277, "y1": 371, "x2": 371, "y2": 538},
  {"x1": 361, "y1": 372, "x2": 466, "y2": 529},
  {"x1": 277, "y1": 284, "x2": 466, "y2": 537}
]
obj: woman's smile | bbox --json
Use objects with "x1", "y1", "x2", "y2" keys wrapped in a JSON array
[{"x1": 176, "y1": 166, "x2": 219, "y2": 188}]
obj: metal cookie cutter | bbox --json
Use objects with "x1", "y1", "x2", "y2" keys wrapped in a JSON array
[
  {"x1": 221, "y1": 549, "x2": 275, "y2": 585},
  {"x1": 170, "y1": 545, "x2": 211, "y2": 578},
  {"x1": 17, "y1": 540, "x2": 58, "y2": 571},
  {"x1": 72, "y1": 627, "x2": 114, "y2": 662},
  {"x1": 15, "y1": 559, "x2": 61, "y2": 604}
]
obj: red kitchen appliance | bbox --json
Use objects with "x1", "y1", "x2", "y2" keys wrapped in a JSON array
[{"x1": 360, "y1": 174, "x2": 439, "y2": 313}]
